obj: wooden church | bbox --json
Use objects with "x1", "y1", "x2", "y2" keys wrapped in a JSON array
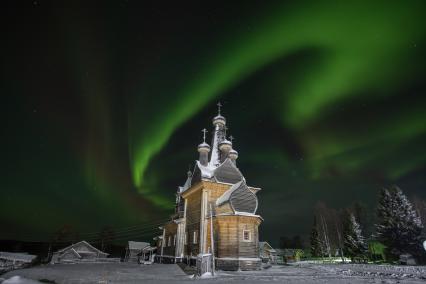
[{"x1": 157, "y1": 104, "x2": 263, "y2": 270}]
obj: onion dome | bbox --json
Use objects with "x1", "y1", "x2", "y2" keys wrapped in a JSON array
[
  {"x1": 197, "y1": 142, "x2": 211, "y2": 153},
  {"x1": 212, "y1": 114, "x2": 226, "y2": 126},
  {"x1": 228, "y1": 149, "x2": 238, "y2": 160},
  {"x1": 213, "y1": 102, "x2": 226, "y2": 126},
  {"x1": 219, "y1": 139, "x2": 232, "y2": 151}
]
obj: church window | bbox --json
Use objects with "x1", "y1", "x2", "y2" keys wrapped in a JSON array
[
  {"x1": 167, "y1": 236, "x2": 171, "y2": 247},
  {"x1": 243, "y1": 230, "x2": 251, "y2": 242},
  {"x1": 185, "y1": 232, "x2": 188, "y2": 245},
  {"x1": 173, "y1": 234, "x2": 176, "y2": 246}
]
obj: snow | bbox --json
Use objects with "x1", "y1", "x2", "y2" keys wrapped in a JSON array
[
  {"x1": 200, "y1": 272, "x2": 213, "y2": 278},
  {"x1": 0, "y1": 252, "x2": 37, "y2": 263},
  {"x1": 2, "y1": 262, "x2": 426, "y2": 283},
  {"x1": 1, "y1": 276, "x2": 41, "y2": 284}
]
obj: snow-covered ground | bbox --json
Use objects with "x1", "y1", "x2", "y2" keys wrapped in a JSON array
[{"x1": 1, "y1": 262, "x2": 425, "y2": 283}]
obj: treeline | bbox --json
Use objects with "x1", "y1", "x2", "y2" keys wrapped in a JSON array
[{"x1": 310, "y1": 186, "x2": 426, "y2": 264}]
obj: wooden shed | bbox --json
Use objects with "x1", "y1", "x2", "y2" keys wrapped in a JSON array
[
  {"x1": 124, "y1": 241, "x2": 150, "y2": 262},
  {"x1": 259, "y1": 242, "x2": 277, "y2": 264},
  {"x1": 0, "y1": 252, "x2": 37, "y2": 272},
  {"x1": 50, "y1": 240, "x2": 109, "y2": 264}
]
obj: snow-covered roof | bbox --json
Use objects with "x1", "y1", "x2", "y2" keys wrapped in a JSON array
[
  {"x1": 216, "y1": 180, "x2": 244, "y2": 206},
  {"x1": 198, "y1": 142, "x2": 210, "y2": 149},
  {"x1": 219, "y1": 139, "x2": 232, "y2": 147},
  {"x1": 128, "y1": 241, "x2": 150, "y2": 250},
  {"x1": 215, "y1": 179, "x2": 258, "y2": 214},
  {"x1": 213, "y1": 158, "x2": 244, "y2": 184},
  {"x1": 0, "y1": 252, "x2": 37, "y2": 262},
  {"x1": 179, "y1": 177, "x2": 192, "y2": 193},
  {"x1": 56, "y1": 240, "x2": 108, "y2": 255},
  {"x1": 141, "y1": 246, "x2": 156, "y2": 252},
  {"x1": 196, "y1": 161, "x2": 215, "y2": 179},
  {"x1": 259, "y1": 242, "x2": 277, "y2": 253},
  {"x1": 67, "y1": 248, "x2": 81, "y2": 258}
]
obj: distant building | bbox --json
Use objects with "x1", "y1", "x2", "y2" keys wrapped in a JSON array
[
  {"x1": 157, "y1": 104, "x2": 263, "y2": 271},
  {"x1": 275, "y1": 248, "x2": 303, "y2": 263},
  {"x1": 51, "y1": 240, "x2": 109, "y2": 264},
  {"x1": 0, "y1": 252, "x2": 37, "y2": 271},
  {"x1": 139, "y1": 246, "x2": 157, "y2": 263},
  {"x1": 259, "y1": 242, "x2": 277, "y2": 264},
  {"x1": 153, "y1": 235, "x2": 163, "y2": 251},
  {"x1": 124, "y1": 241, "x2": 150, "y2": 262}
]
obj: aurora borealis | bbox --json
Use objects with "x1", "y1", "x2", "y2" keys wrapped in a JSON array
[{"x1": 2, "y1": 1, "x2": 426, "y2": 245}]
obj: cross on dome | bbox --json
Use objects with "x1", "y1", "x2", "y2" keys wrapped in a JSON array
[
  {"x1": 201, "y1": 128, "x2": 208, "y2": 143},
  {"x1": 217, "y1": 102, "x2": 222, "y2": 115}
]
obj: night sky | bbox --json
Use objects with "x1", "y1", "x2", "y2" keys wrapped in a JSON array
[{"x1": 2, "y1": 0, "x2": 426, "y2": 246}]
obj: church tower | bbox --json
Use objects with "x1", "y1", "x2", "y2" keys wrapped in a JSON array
[{"x1": 158, "y1": 103, "x2": 262, "y2": 271}]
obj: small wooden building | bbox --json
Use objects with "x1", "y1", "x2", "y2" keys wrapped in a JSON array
[
  {"x1": 51, "y1": 240, "x2": 109, "y2": 264},
  {"x1": 259, "y1": 242, "x2": 277, "y2": 264},
  {"x1": 139, "y1": 246, "x2": 157, "y2": 263},
  {"x1": 275, "y1": 248, "x2": 303, "y2": 263},
  {"x1": 153, "y1": 235, "x2": 163, "y2": 251},
  {"x1": 124, "y1": 241, "x2": 150, "y2": 262},
  {"x1": 0, "y1": 252, "x2": 37, "y2": 272}
]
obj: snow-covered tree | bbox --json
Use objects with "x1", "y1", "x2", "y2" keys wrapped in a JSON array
[
  {"x1": 343, "y1": 212, "x2": 367, "y2": 260},
  {"x1": 375, "y1": 186, "x2": 425, "y2": 262}
]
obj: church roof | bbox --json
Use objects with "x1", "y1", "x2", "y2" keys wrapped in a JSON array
[
  {"x1": 213, "y1": 158, "x2": 243, "y2": 184},
  {"x1": 179, "y1": 172, "x2": 192, "y2": 193},
  {"x1": 216, "y1": 180, "x2": 244, "y2": 206},
  {"x1": 216, "y1": 179, "x2": 258, "y2": 214},
  {"x1": 184, "y1": 158, "x2": 244, "y2": 191},
  {"x1": 178, "y1": 105, "x2": 259, "y2": 196}
]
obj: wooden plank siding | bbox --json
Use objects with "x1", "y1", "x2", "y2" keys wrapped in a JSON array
[
  {"x1": 205, "y1": 215, "x2": 261, "y2": 258},
  {"x1": 184, "y1": 187, "x2": 202, "y2": 256},
  {"x1": 176, "y1": 180, "x2": 262, "y2": 270}
]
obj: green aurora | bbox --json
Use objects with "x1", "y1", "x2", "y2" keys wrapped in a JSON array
[
  {"x1": 129, "y1": 1, "x2": 426, "y2": 203},
  {"x1": 1, "y1": 0, "x2": 425, "y2": 244}
]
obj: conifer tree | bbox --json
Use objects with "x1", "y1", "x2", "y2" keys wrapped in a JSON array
[
  {"x1": 343, "y1": 212, "x2": 367, "y2": 261},
  {"x1": 375, "y1": 186, "x2": 425, "y2": 262}
]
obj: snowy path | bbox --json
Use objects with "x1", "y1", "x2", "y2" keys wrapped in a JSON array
[{"x1": 1, "y1": 263, "x2": 425, "y2": 283}]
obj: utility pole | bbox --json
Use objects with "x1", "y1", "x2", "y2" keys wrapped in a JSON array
[{"x1": 209, "y1": 204, "x2": 215, "y2": 276}]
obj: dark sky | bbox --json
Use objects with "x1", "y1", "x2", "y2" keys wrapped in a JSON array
[{"x1": 1, "y1": 0, "x2": 426, "y2": 246}]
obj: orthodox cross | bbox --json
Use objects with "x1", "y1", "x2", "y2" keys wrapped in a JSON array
[
  {"x1": 201, "y1": 128, "x2": 208, "y2": 143},
  {"x1": 229, "y1": 135, "x2": 234, "y2": 143},
  {"x1": 217, "y1": 102, "x2": 222, "y2": 115}
]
